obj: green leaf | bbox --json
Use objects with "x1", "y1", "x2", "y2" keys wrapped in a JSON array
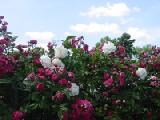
[{"x1": 0, "y1": 79, "x2": 12, "y2": 84}]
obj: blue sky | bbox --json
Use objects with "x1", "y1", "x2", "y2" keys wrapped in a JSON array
[{"x1": 1, "y1": 0, "x2": 160, "y2": 48}]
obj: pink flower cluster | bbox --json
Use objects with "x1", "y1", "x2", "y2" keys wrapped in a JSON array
[
  {"x1": 12, "y1": 111, "x2": 24, "y2": 120},
  {"x1": 150, "y1": 76, "x2": 160, "y2": 87},
  {"x1": 63, "y1": 100, "x2": 95, "y2": 120},
  {"x1": 0, "y1": 55, "x2": 15, "y2": 76},
  {"x1": 26, "y1": 67, "x2": 76, "y2": 91}
]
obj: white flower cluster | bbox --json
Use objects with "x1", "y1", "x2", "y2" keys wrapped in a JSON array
[
  {"x1": 52, "y1": 58, "x2": 65, "y2": 68},
  {"x1": 54, "y1": 47, "x2": 68, "y2": 59},
  {"x1": 40, "y1": 55, "x2": 52, "y2": 68},
  {"x1": 102, "y1": 41, "x2": 116, "y2": 54},
  {"x1": 136, "y1": 68, "x2": 147, "y2": 80},
  {"x1": 40, "y1": 46, "x2": 68, "y2": 72}
]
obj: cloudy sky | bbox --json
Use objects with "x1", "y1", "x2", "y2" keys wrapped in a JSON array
[{"x1": 0, "y1": 0, "x2": 160, "y2": 48}]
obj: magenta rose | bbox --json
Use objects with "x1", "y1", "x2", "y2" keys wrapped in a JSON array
[
  {"x1": 58, "y1": 79, "x2": 68, "y2": 86},
  {"x1": 51, "y1": 74, "x2": 58, "y2": 81},
  {"x1": 12, "y1": 111, "x2": 24, "y2": 120},
  {"x1": 36, "y1": 83, "x2": 44, "y2": 91},
  {"x1": 29, "y1": 40, "x2": 37, "y2": 44},
  {"x1": 103, "y1": 72, "x2": 110, "y2": 80},
  {"x1": 103, "y1": 78, "x2": 114, "y2": 87},
  {"x1": 68, "y1": 72, "x2": 74, "y2": 77}
]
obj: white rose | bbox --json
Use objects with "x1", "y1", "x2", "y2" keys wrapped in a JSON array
[
  {"x1": 102, "y1": 41, "x2": 116, "y2": 54},
  {"x1": 68, "y1": 83, "x2": 79, "y2": 96},
  {"x1": 52, "y1": 58, "x2": 65, "y2": 68},
  {"x1": 40, "y1": 55, "x2": 52, "y2": 68},
  {"x1": 54, "y1": 47, "x2": 68, "y2": 59},
  {"x1": 136, "y1": 68, "x2": 147, "y2": 80}
]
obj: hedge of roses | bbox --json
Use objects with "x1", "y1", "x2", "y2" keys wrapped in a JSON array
[{"x1": 0, "y1": 17, "x2": 160, "y2": 120}]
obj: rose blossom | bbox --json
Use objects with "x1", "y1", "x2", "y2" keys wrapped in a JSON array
[
  {"x1": 12, "y1": 111, "x2": 24, "y2": 120},
  {"x1": 27, "y1": 72, "x2": 35, "y2": 80},
  {"x1": 52, "y1": 58, "x2": 65, "y2": 69},
  {"x1": 59, "y1": 79, "x2": 68, "y2": 86},
  {"x1": 33, "y1": 58, "x2": 41, "y2": 65},
  {"x1": 119, "y1": 72, "x2": 125, "y2": 86},
  {"x1": 103, "y1": 78, "x2": 114, "y2": 87},
  {"x1": 52, "y1": 91, "x2": 64, "y2": 101},
  {"x1": 40, "y1": 54, "x2": 52, "y2": 68},
  {"x1": 47, "y1": 42, "x2": 53, "y2": 49},
  {"x1": 68, "y1": 72, "x2": 74, "y2": 77},
  {"x1": 136, "y1": 68, "x2": 147, "y2": 80},
  {"x1": 51, "y1": 74, "x2": 58, "y2": 81},
  {"x1": 102, "y1": 41, "x2": 116, "y2": 54},
  {"x1": 83, "y1": 44, "x2": 88, "y2": 51},
  {"x1": 54, "y1": 46, "x2": 68, "y2": 59},
  {"x1": 29, "y1": 40, "x2": 37, "y2": 44},
  {"x1": 102, "y1": 92, "x2": 109, "y2": 97},
  {"x1": 103, "y1": 72, "x2": 110, "y2": 80},
  {"x1": 36, "y1": 83, "x2": 44, "y2": 91},
  {"x1": 38, "y1": 74, "x2": 46, "y2": 80},
  {"x1": 151, "y1": 76, "x2": 158, "y2": 81},
  {"x1": 37, "y1": 68, "x2": 45, "y2": 75},
  {"x1": 45, "y1": 68, "x2": 52, "y2": 76},
  {"x1": 0, "y1": 16, "x2": 4, "y2": 19},
  {"x1": 68, "y1": 83, "x2": 79, "y2": 96},
  {"x1": 118, "y1": 45, "x2": 125, "y2": 53}
]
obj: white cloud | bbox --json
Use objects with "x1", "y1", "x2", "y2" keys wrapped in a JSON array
[
  {"x1": 133, "y1": 7, "x2": 141, "y2": 12},
  {"x1": 64, "y1": 32, "x2": 71, "y2": 36},
  {"x1": 25, "y1": 32, "x2": 55, "y2": 41},
  {"x1": 81, "y1": 2, "x2": 141, "y2": 18},
  {"x1": 70, "y1": 22, "x2": 120, "y2": 34},
  {"x1": 81, "y1": 3, "x2": 130, "y2": 17},
  {"x1": 127, "y1": 27, "x2": 152, "y2": 46},
  {"x1": 36, "y1": 43, "x2": 48, "y2": 50},
  {"x1": 120, "y1": 17, "x2": 134, "y2": 24}
]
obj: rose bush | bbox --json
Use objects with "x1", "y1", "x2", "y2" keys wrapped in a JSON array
[{"x1": 0, "y1": 17, "x2": 160, "y2": 120}]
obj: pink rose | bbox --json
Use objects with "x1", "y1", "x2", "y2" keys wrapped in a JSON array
[
  {"x1": 103, "y1": 78, "x2": 113, "y2": 87},
  {"x1": 47, "y1": 42, "x2": 54, "y2": 49},
  {"x1": 151, "y1": 55, "x2": 157, "y2": 60},
  {"x1": 27, "y1": 72, "x2": 35, "y2": 80},
  {"x1": 83, "y1": 44, "x2": 88, "y2": 51},
  {"x1": 68, "y1": 72, "x2": 74, "y2": 77},
  {"x1": 59, "y1": 79, "x2": 68, "y2": 85},
  {"x1": 36, "y1": 83, "x2": 44, "y2": 91},
  {"x1": 119, "y1": 72, "x2": 125, "y2": 86},
  {"x1": 0, "y1": 39, "x2": 8, "y2": 45},
  {"x1": 151, "y1": 76, "x2": 158, "y2": 81},
  {"x1": 37, "y1": 68, "x2": 45, "y2": 75},
  {"x1": 103, "y1": 72, "x2": 110, "y2": 80},
  {"x1": 38, "y1": 74, "x2": 46, "y2": 80},
  {"x1": 0, "y1": 16, "x2": 4, "y2": 19},
  {"x1": 131, "y1": 64, "x2": 137, "y2": 68},
  {"x1": 45, "y1": 68, "x2": 52, "y2": 76},
  {"x1": 33, "y1": 59, "x2": 41, "y2": 65},
  {"x1": 0, "y1": 47, "x2": 4, "y2": 53},
  {"x1": 118, "y1": 45, "x2": 125, "y2": 53},
  {"x1": 102, "y1": 92, "x2": 109, "y2": 97},
  {"x1": 51, "y1": 74, "x2": 58, "y2": 81},
  {"x1": 52, "y1": 91, "x2": 64, "y2": 101},
  {"x1": 29, "y1": 40, "x2": 37, "y2": 44},
  {"x1": 140, "y1": 61, "x2": 146, "y2": 68},
  {"x1": 12, "y1": 111, "x2": 24, "y2": 120}
]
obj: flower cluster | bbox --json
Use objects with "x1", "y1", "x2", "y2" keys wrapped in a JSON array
[{"x1": 63, "y1": 100, "x2": 94, "y2": 120}]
